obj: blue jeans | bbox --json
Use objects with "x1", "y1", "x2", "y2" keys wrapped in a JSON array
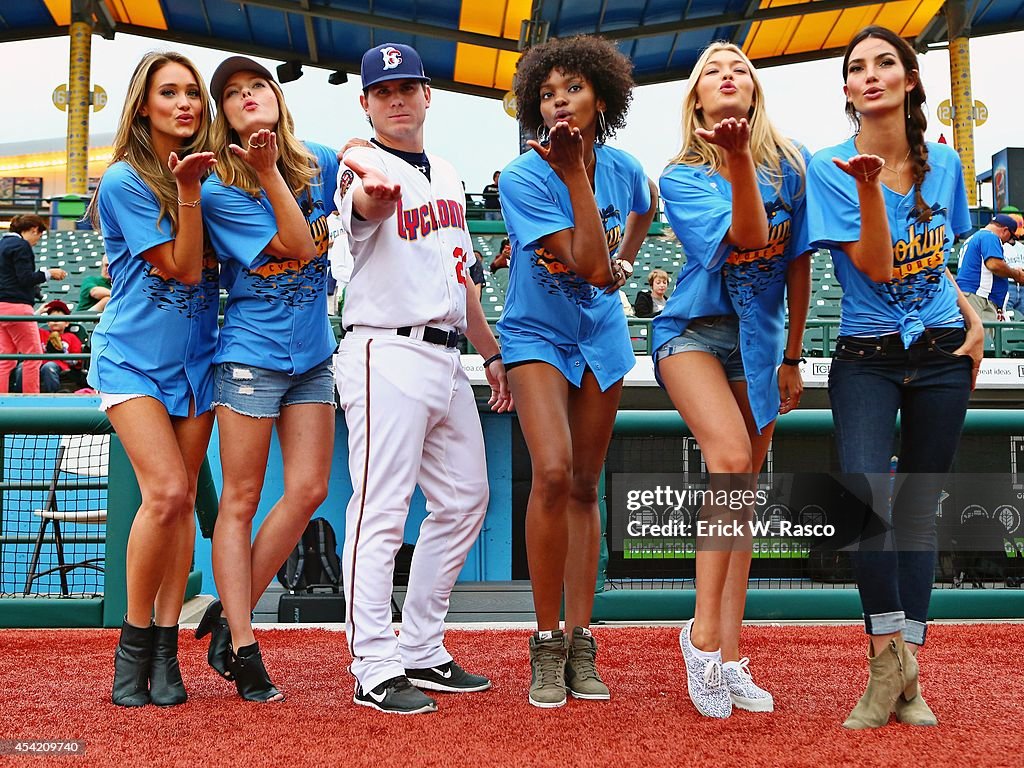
[
  {"x1": 828, "y1": 327, "x2": 972, "y2": 645},
  {"x1": 1006, "y1": 282, "x2": 1024, "y2": 318},
  {"x1": 12, "y1": 361, "x2": 62, "y2": 393}
]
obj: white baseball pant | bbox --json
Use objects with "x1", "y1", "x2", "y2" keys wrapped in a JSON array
[{"x1": 335, "y1": 331, "x2": 488, "y2": 692}]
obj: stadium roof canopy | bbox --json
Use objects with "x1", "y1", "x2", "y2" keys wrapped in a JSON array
[{"x1": 5, "y1": 1, "x2": 1024, "y2": 99}]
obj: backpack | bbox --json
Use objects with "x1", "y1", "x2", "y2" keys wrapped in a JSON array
[{"x1": 277, "y1": 518, "x2": 342, "y2": 593}]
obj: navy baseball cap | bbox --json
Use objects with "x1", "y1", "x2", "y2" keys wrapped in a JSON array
[
  {"x1": 210, "y1": 55, "x2": 275, "y2": 102},
  {"x1": 992, "y1": 213, "x2": 1019, "y2": 241},
  {"x1": 360, "y1": 43, "x2": 430, "y2": 90}
]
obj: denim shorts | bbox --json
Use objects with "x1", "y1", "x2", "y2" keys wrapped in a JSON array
[
  {"x1": 213, "y1": 357, "x2": 335, "y2": 418},
  {"x1": 655, "y1": 315, "x2": 745, "y2": 381}
]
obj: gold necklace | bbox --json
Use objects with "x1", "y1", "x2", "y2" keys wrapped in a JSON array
[{"x1": 881, "y1": 149, "x2": 911, "y2": 176}]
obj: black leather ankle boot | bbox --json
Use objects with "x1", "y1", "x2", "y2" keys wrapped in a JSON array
[
  {"x1": 112, "y1": 619, "x2": 153, "y2": 707},
  {"x1": 194, "y1": 600, "x2": 233, "y2": 680},
  {"x1": 150, "y1": 624, "x2": 187, "y2": 706}
]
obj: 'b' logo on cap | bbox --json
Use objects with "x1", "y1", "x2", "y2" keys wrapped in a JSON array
[{"x1": 381, "y1": 46, "x2": 403, "y2": 70}]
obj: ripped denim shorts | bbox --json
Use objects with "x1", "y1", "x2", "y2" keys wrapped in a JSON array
[{"x1": 212, "y1": 357, "x2": 335, "y2": 418}]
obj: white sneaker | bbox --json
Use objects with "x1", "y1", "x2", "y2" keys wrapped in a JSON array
[
  {"x1": 723, "y1": 658, "x2": 775, "y2": 712},
  {"x1": 679, "y1": 619, "x2": 732, "y2": 719}
]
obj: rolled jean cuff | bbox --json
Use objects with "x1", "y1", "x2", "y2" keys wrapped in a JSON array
[
  {"x1": 864, "y1": 610, "x2": 906, "y2": 636},
  {"x1": 903, "y1": 619, "x2": 928, "y2": 646}
]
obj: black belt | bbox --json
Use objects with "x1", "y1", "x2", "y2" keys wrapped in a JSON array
[{"x1": 398, "y1": 325, "x2": 460, "y2": 348}]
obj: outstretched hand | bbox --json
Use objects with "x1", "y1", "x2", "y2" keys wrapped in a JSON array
[
  {"x1": 833, "y1": 153, "x2": 884, "y2": 184},
  {"x1": 526, "y1": 121, "x2": 586, "y2": 179},
  {"x1": 346, "y1": 157, "x2": 402, "y2": 202},
  {"x1": 229, "y1": 128, "x2": 279, "y2": 173},
  {"x1": 695, "y1": 117, "x2": 751, "y2": 154},
  {"x1": 167, "y1": 151, "x2": 216, "y2": 184}
]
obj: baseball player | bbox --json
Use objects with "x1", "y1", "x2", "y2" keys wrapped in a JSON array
[{"x1": 334, "y1": 42, "x2": 512, "y2": 715}]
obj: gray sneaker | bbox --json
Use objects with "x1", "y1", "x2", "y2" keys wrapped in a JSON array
[
  {"x1": 565, "y1": 626, "x2": 610, "y2": 700},
  {"x1": 529, "y1": 630, "x2": 568, "y2": 709},
  {"x1": 679, "y1": 619, "x2": 732, "y2": 719},
  {"x1": 723, "y1": 658, "x2": 774, "y2": 712}
]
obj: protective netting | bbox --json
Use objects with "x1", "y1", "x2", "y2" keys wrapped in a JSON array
[{"x1": 1, "y1": 433, "x2": 108, "y2": 598}]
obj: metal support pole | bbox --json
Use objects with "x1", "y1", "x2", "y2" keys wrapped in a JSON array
[
  {"x1": 947, "y1": 0, "x2": 977, "y2": 206},
  {"x1": 66, "y1": 2, "x2": 93, "y2": 196}
]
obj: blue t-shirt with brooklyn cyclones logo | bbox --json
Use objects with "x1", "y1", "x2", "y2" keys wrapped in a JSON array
[
  {"x1": 652, "y1": 146, "x2": 812, "y2": 431},
  {"x1": 202, "y1": 141, "x2": 339, "y2": 375},
  {"x1": 89, "y1": 161, "x2": 220, "y2": 416},
  {"x1": 806, "y1": 138, "x2": 972, "y2": 346},
  {"x1": 496, "y1": 143, "x2": 650, "y2": 392}
]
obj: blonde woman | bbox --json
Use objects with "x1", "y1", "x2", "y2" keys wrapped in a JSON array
[
  {"x1": 633, "y1": 268, "x2": 670, "y2": 317},
  {"x1": 197, "y1": 56, "x2": 337, "y2": 702},
  {"x1": 651, "y1": 42, "x2": 811, "y2": 718},
  {"x1": 85, "y1": 51, "x2": 218, "y2": 707}
]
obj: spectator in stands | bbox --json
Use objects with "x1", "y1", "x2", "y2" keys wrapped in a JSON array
[
  {"x1": 1001, "y1": 213, "x2": 1024, "y2": 318},
  {"x1": 652, "y1": 41, "x2": 811, "y2": 720},
  {"x1": 633, "y1": 268, "x2": 670, "y2": 317},
  {"x1": 198, "y1": 55, "x2": 338, "y2": 703},
  {"x1": 618, "y1": 289, "x2": 634, "y2": 316},
  {"x1": 0, "y1": 214, "x2": 66, "y2": 394},
  {"x1": 84, "y1": 51, "x2": 219, "y2": 708},
  {"x1": 489, "y1": 237, "x2": 511, "y2": 273},
  {"x1": 470, "y1": 248, "x2": 485, "y2": 301},
  {"x1": 498, "y1": 34, "x2": 658, "y2": 708},
  {"x1": 482, "y1": 170, "x2": 502, "y2": 220},
  {"x1": 806, "y1": 26, "x2": 982, "y2": 729},
  {"x1": 78, "y1": 253, "x2": 112, "y2": 313},
  {"x1": 955, "y1": 213, "x2": 1023, "y2": 342},
  {"x1": 12, "y1": 299, "x2": 83, "y2": 393}
]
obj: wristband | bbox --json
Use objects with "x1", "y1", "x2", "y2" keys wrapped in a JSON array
[
  {"x1": 177, "y1": 197, "x2": 201, "y2": 208},
  {"x1": 782, "y1": 356, "x2": 806, "y2": 367},
  {"x1": 483, "y1": 352, "x2": 502, "y2": 368}
]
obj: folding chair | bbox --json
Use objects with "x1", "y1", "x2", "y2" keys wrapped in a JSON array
[{"x1": 23, "y1": 434, "x2": 109, "y2": 596}]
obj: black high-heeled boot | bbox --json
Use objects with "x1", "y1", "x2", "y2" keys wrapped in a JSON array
[
  {"x1": 150, "y1": 625, "x2": 187, "y2": 706},
  {"x1": 227, "y1": 642, "x2": 284, "y2": 703},
  {"x1": 194, "y1": 599, "x2": 233, "y2": 680},
  {"x1": 112, "y1": 619, "x2": 153, "y2": 707}
]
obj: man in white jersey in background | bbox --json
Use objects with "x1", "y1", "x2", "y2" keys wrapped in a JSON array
[{"x1": 334, "y1": 42, "x2": 512, "y2": 715}]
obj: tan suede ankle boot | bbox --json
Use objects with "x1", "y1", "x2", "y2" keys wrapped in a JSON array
[
  {"x1": 894, "y1": 641, "x2": 938, "y2": 726},
  {"x1": 842, "y1": 638, "x2": 905, "y2": 729}
]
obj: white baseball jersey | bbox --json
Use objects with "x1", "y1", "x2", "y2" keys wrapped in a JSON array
[
  {"x1": 336, "y1": 146, "x2": 473, "y2": 332},
  {"x1": 327, "y1": 211, "x2": 354, "y2": 287},
  {"x1": 333, "y1": 143, "x2": 489, "y2": 693}
]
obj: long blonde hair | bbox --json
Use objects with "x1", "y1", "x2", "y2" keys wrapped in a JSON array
[
  {"x1": 669, "y1": 42, "x2": 804, "y2": 194},
  {"x1": 211, "y1": 78, "x2": 317, "y2": 198},
  {"x1": 87, "y1": 51, "x2": 212, "y2": 231}
]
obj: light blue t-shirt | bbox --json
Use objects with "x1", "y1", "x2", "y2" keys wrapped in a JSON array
[
  {"x1": 955, "y1": 229, "x2": 1006, "y2": 306},
  {"x1": 806, "y1": 139, "x2": 972, "y2": 346},
  {"x1": 653, "y1": 148, "x2": 812, "y2": 431},
  {"x1": 496, "y1": 143, "x2": 650, "y2": 391},
  {"x1": 88, "y1": 161, "x2": 219, "y2": 416},
  {"x1": 202, "y1": 141, "x2": 338, "y2": 375}
]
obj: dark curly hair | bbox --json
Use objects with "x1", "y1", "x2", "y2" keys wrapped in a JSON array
[{"x1": 513, "y1": 35, "x2": 634, "y2": 143}]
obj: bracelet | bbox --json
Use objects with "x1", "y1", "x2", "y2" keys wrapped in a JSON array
[
  {"x1": 781, "y1": 356, "x2": 806, "y2": 367},
  {"x1": 177, "y1": 197, "x2": 201, "y2": 208},
  {"x1": 483, "y1": 352, "x2": 502, "y2": 368}
]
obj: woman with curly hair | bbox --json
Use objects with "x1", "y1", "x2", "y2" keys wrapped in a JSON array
[
  {"x1": 84, "y1": 51, "x2": 218, "y2": 707},
  {"x1": 497, "y1": 35, "x2": 658, "y2": 708},
  {"x1": 806, "y1": 26, "x2": 981, "y2": 729},
  {"x1": 651, "y1": 41, "x2": 811, "y2": 718},
  {"x1": 196, "y1": 56, "x2": 338, "y2": 702}
]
